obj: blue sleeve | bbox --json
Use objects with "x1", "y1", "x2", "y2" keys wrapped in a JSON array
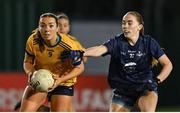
[
  {"x1": 102, "y1": 37, "x2": 118, "y2": 56},
  {"x1": 150, "y1": 38, "x2": 165, "y2": 59}
]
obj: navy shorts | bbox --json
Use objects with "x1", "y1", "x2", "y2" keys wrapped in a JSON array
[
  {"x1": 111, "y1": 82, "x2": 158, "y2": 108},
  {"x1": 48, "y1": 85, "x2": 74, "y2": 100}
]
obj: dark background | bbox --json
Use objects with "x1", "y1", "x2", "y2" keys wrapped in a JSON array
[{"x1": 0, "y1": 0, "x2": 179, "y2": 108}]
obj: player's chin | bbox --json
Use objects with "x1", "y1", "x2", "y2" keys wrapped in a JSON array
[
  {"x1": 43, "y1": 36, "x2": 53, "y2": 41},
  {"x1": 124, "y1": 34, "x2": 132, "y2": 39},
  {"x1": 123, "y1": 33, "x2": 129, "y2": 37}
]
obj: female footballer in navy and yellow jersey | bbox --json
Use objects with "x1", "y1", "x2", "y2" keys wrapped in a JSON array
[
  {"x1": 67, "y1": 11, "x2": 173, "y2": 111},
  {"x1": 20, "y1": 13, "x2": 84, "y2": 112}
]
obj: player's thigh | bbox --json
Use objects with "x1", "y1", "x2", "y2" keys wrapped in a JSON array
[
  {"x1": 110, "y1": 93, "x2": 134, "y2": 112},
  {"x1": 20, "y1": 86, "x2": 47, "y2": 111},
  {"x1": 138, "y1": 91, "x2": 158, "y2": 112},
  {"x1": 49, "y1": 86, "x2": 74, "y2": 111},
  {"x1": 51, "y1": 95, "x2": 74, "y2": 111}
]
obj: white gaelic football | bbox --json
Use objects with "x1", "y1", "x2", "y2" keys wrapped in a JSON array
[{"x1": 30, "y1": 69, "x2": 54, "y2": 92}]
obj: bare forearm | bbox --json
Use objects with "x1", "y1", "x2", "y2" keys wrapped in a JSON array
[
  {"x1": 157, "y1": 61, "x2": 173, "y2": 82},
  {"x1": 23, "y1": 53, "x2": 35, "y2": 76},
  {"x1": 60, "y1": 63, "x2": 84, "y2": 83},
  {"x1": 84, "y1": 45, "x2": 107, "y2": 57},
  {"x1": 23, "y1": 62, "x2": 35, "y2": 75}
]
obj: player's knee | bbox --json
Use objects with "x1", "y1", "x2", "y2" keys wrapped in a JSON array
[
  {"x1": 140, "y1": 107, "x2": 156, "y2": 112},
  {"x1": 51, "y1": 106, "x2": 73, "y2": 112},
  {"x1": 139, "y1": 104, "x2": 156, "y2": 112}
]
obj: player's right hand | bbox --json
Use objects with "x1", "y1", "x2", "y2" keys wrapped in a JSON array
[{"x1": 28, "y1": 71, "x2": 37, "y2": 88}]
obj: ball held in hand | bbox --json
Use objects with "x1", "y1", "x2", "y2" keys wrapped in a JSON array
[{"x1": 30, "y1": 69, "x2": 54, "y2": 92}]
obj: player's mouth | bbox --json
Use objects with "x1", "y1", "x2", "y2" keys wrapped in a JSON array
[
  {"x1": 43, "y1": 32, "x2": 51, "y2": 37},
  {"x1": 45, "y1": 32, "x2": 50, "y2": 35},
  {"x1": 123, "y1": 30, "x2": 130, "y2": 35}
]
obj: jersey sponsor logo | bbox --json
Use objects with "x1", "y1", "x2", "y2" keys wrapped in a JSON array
[
  {"x1": 128, "y1": 50, "x2": 136, "y2": 53},
  {"x1": 123, "y1": 62, "x2": 137, "y2": 74},
  {"x1": 136, "y1": 51, "x2": 144, "y2": 57},
  {"x1": 124, "y1": 62, "x2": 136, "y2": 67},
  {"x1": 48, "y1": 52, "x2": 52, "y2": 57},
  {"x1": 121, "y1": 51, "x2": 126, "y2": 55},
  {"x1": 47, "y1": 49, "x2": 54, "y2": 57}
]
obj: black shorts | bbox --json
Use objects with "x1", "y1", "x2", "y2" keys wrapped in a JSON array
[{"x1": 48, "y1": 85, "x2": 74, "y2": 101}]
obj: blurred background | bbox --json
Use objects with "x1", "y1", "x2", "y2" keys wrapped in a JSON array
[{"x1": 0, "y1": 0, "x2": 180, "y2": 111}]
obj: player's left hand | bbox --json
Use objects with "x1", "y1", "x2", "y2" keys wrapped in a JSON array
[
  {"x1": 154, "y1": 77, "x2": 161, "y2": 85},
  {"x1": 28, "y1": 71, "x2": 37, "y2": 88},
  {"x1": 48, "y1": 75, "x2": 62, "y2": 92}
]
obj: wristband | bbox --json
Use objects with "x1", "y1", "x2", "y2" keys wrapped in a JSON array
[{"x1": 155, "y1": 77, "x2": 161, "y2": 84}]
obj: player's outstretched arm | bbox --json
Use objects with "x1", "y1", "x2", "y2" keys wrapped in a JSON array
[
  {"x1": 84, "y1": 45, "x2": 108, "y2": 57},
  {"x1": 60, "y1": 45, "x2": 108, "y2": 64}
]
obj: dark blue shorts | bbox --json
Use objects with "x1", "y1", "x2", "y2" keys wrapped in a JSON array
[
  {"x1": 111, "y1": 82, "x2": 158, "y2": 108},
  {"x1": 48, "y1": 85, "x2": 74, "y2": 100}
]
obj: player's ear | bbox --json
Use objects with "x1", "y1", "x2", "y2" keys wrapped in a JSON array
[{"x1": 138, "y1": 24, "x2": 143, "y2": 31}]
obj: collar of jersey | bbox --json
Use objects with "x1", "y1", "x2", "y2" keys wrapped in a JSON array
[
  {"x1": 43, "y1": 34, "x2": 61, "y2": 48},
  {"x1": 127, "y1": 35, "x2": 142, "y2": 48}
]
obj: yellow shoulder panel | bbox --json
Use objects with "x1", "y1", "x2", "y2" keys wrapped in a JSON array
[{"x1": 59, "y1": 33, "x2": 85, "y2": 50}]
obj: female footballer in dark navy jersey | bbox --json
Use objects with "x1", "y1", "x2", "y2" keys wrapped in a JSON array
[{"x1": 62, "y1": 11, "x2": 173, "y2": 111}]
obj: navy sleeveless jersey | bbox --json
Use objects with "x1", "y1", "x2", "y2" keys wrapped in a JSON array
[{"x1": 103, "y1": 34, "x2": 164, "y2": 90}]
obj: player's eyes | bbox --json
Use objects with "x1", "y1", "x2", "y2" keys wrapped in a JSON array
[
  {"x1": 128, "y1": 22, "x2": 132, "y2": 25},
  {"x1": 63, "y1": 24, "x2": 68, "y2": 27},
  {"x1": 39, "y1": 24, "x2": 45, "y2": 28},
  {"x1": 49, "y1": 25, "x2": 55, "y2": 28},
  {"x1": 39, "y1": 24, "x2": 56, "y2": 29}
]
